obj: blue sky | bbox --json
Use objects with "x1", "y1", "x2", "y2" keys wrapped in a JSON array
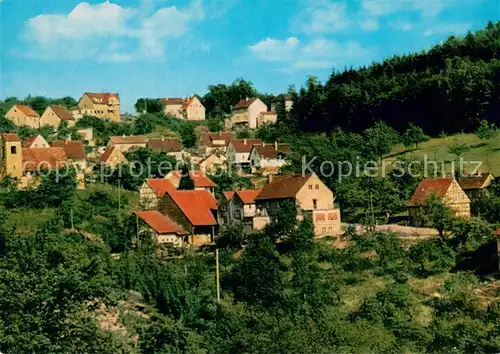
[{"x1": 1, "y1": 0, "x2": 498, "y2": 113}]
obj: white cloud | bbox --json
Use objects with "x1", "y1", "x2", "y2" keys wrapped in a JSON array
[
  {"x1": 361, "y1": 0, "x2": 449, "y2": 17},
  {"x1": 249, "y1": 37, "x2": 366, "y2": 70},
  {"x1": 297, "y1": 1, "x2": 350, "y2": 33},
  {"x1": 20, "y1": 0, "x2": 204, "y2": 61},
  {"x1": 389, "y1": 20, "x2": 412, "y2": 31},
  {"x1": 359, "y1": 18, "x2": 379, "y2": 31},
  {"x1": 423, "y1": 23, "x2": 471, "y2": 37}
]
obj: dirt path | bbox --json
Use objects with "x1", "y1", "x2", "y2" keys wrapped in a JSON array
[{"x1": 346, "y1": 223, "x2": 439, "y2": 240}]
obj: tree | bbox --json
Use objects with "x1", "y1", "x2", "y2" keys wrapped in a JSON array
[
  {"x1": 422, "y1": 195, "x2": 455, "y2": 237},
  {"x1": 215, "y1": 222, "x2": 245, "y2": 249},
  {"x1": 401, "y1": 123, "x2": 430, "y2": 149},
  {"x1": 475, "y1": 119, "x2": 497, "y2": 140},
  {"x1": 178, "y1": 165, "x2": 195, "y2": 190},
  {"x1": 134, "y1": 98, "x2": 163, "y2": 114},
  {"x1": 202, "y1": 78, "x2": 258, "y2": 118},
  {"x1": 364, "y1": 121, "x2": 399, "y2": 162},
  {"x1": 134, "y1": 113, "x2": 154, "y2": 135}
]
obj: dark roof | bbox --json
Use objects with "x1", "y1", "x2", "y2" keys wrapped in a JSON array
[
  {"x1": 255, "y1": 174, "x2": 312, "y2": 201},
  {"x1": 199, "y1": 132, "x2": 233, "y2": 148},
  {"x1": 252, "y1": 143, "x2": 290, "y2": 159},
  {"x1": 148, "y1": 138, "x2": 182, "y2": 152},
  {"x1": 161, "y1": 98, "x2": 184, "y2": 105},
  {"x1": 135, "y1": 210, "x2": 187, "y2": 235},
  {"x1": 458, "y1": 173, "x2": 494, "y2": 190},
  {"x1": 52, "y1": 140, "x2": 86, "y2": 160},
  {"x1": 408, "y1": 177, "x2": 454, "y2": 207},
  {"x1": 229, "y1": 139, "x2": 263, "y2": 153},
  {"x1": 233, "y1": 98, "x2": 257, "y2": 110},
  {"x1": 50, "y1": 105, "x2": 75, "y2": 121},
  {"x1": 1, "y1": 133, "x2": 21, "y2": 142},
  {"x1": 109, "y1": 135, "x2": 148, "y2": 145}
]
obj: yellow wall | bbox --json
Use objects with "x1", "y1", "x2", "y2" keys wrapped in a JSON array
[
  {"x1": 1, "y1": 140, "x2": 23, "y2": 179},
  {"x1": 78, "y1": 94, "x2": 120, "y2": 122},
  {"x1": 296, "y1": 174, "x2": 335, "y2": 211},
  {"x1": 185, "y1": 97, "x2": 205, "y2": 121},
  {"x1": 5, "y1": 106, "x2": 40, "y2": 129},
  {"x1": 164, "y1": 104, "x2": 184, "y2": 119}
]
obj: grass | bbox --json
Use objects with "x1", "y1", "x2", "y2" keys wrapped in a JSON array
[
  {"x1": 6, "y1": 208, "x2": 56, "y2": 234},
  {"x1": 385, "y1": 133, "x2": 500, "y2": 175}
]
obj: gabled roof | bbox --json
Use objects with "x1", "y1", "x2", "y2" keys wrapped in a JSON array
[
  {"x1": 200, "y1": 132, "x2": 233, "y2": 148},
  {"x1": 235, "y1": 189, "x2": 262, "y2": 204},
  {"x1": 169, "y1": 171, "x2": 216, "y2": 188},
  {"x1": 252, "y1": 144, "x2": 290, "y2": 159},
  {"x1": 49, "y1": 105, "x2": 75, "y2": 121},
  {"x1": 14, "y1": 104, "x2": 39, "y2": 117},
  {"x1": 100, "y1": 146, "x2": 125, "y2": 163},
  {"x1": 223, "y1": 191, "x2": 235, "y2": 201},
  {"x1": 161, "y1": 98, "x2": 184, "y2": 105},
  {"x1": 135, "y1": 210, "x2": 187, "y2": 235},
  {"x1": 167, "y1": 190, "x2": 218, "y2": 226},
  {"x1": 85, "y1": 92, "x2": 119, "y2": 104},
  {"x1": 146, "y1": 178, "x2": 176, "y2": 197},
  {"x1": 229, "y1": 139, "x2": 263, "y2": 153},
  {"x1": 109, "y1": 135, "x2": 148, "y2": 145},
  {"x1": 22, "y1": 147, "x2": 68, "y2": 172},
  {"x1": 233, "y1": 98, "x2": 257, "y2": 110},
  {"x1": 408, "y1": 177, "x2": 454, "y2": 207},
  {"x1": 458, "y1": 173, "x2": 494, "y2": 190},
  {"x1": 183, "y1": 96, "x2": 201, "y2": 110},
  {"x1": 52, "y1": 140, "x2": 86, "y2": 160},
  {"x1": 148, "y1": 138, "x2": 182, "y2": 152},
  {"x1": 255, "y1": 174, "x2": 313, "y2": 201},
  {"x1": 1, "y1": 133, "x2": 21, "y2": 142},
  {"x1": 23, "y1": 135, "x2": 40, "y2": 148}
]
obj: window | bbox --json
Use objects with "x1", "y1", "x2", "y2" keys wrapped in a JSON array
[
  {"x1": 10, "y1": 146, "x2": 17, "y2": 154},
  {"x1": 313, "y1": 199, "x2": 317, "y2": 209},
  {"x1": 322, "y1": 227, "x2": 326, "y2": 234},
  {"x1": 328, "y1": 227, "x2": 332, "y2": 232},
  {"x1": 315, "y1": 184, "x2": 319, "y2": 189},
  {"x1": 309, "y1": 184, "x2": 313, "y2": 190}
]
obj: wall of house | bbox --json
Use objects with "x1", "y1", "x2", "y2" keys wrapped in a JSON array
[
  {"x1": 78, "y1": 94, "x2": 120, "y2": 122},
  {"x1": 164, "y1": 104, "x2": 184, "y2": 119},
  {"x1": 247, "y1": 99, "x2": 268, "y2": 129},
  {"x1": 139, "y1": 183, "x2": 159, "y2": 210},
  {"x1": 6, "y1": 107, "x2": 40, "y2": 129},
  {"x1": 40, "y1": 107, "x2": 61, "y2": 128},
  {"x1": 158, "y1": 194, "x2": 194, "y2": 234},
  {"x1": 311, "y1": 209, "x2": 341, "y2": 237},
  {"x1": 105, "y1": 148, "x2": 126, "y2": 167},
  {"x1": 443, "y1": 180, "x2": 471, "y2": 218},
  {"x1": 157, "y1": 233, "x2": 184, "y2": 247},
  {"x1": 28, "y1": 136, "x2": 50, "y2": 148},
  {"x1": 0, "y1": 140, "x2": 22, "y2": 179},
  {"x1": 112, "y1": 142, "x2": 147, "y2": 152},
  {"x1": 296, "y1": 175, "x2": 335, "y2": 211},
  {"x1": 186, "y1": 98, "x2": 205, "y2": 121},
  {"x1": 257, "y1": 113, "x2": 277, "y2": 127}
]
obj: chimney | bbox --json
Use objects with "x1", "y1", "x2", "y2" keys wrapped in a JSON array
[
  {"x1": 268, "y1": 173, "x2": 273, "y2": 184},
  {"x1": 262, "y1": 142, "x2": 266, "y2": 147},
  {"x1": 275, "y1": 141, "x2": 278, "y2": 150},
  {"x1": 161, "y1": 136, "x2": 165, "y2": 141},
  {"x1": 243, "y1": 139, "x2": 247, "y2": 145}
]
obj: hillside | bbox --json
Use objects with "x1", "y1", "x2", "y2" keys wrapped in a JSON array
[
  {"x1": 387, "y1": 133, "x2": 500, "y2": 175},
  {"x1": 290, "y1": 21, "x2": 500, "y2": 135}
]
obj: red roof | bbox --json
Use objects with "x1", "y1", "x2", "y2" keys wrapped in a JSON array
[
  {"x1": 458, "y1": 173, "x2": 494, "y2": 190},
  {"x1": 168, "y1": 190, "x2": 218, "y2": 226},
  {"x1": 233, "y1": 98, "x2": 257, "y2": 110},
  {"x1": 22, "y1": 147, "x2": 68, "y2": 172},
  {"x1": 223, "y1": 191, "x2": 235, "y2": 201},
  {"x1": 256, "y1": 174, "x2": 312, "y2": 201},
  {"x1": 52, "y1": 140, "x2": 86, "y2": 160},
  {"x1": 146, "y1": 178, "x2": 176, "y2": 197},
  {"x1": 14, "y1": 105, "x2": 39, "y2": 117},
  {"x1": 22, "y1": 135, "x2": 40, "y2": 148},
  {"x1": 170, "y1": 171, "x2": 216, "y2": 188},
  {"x1": 161, "y1": 98, "x2": 184, "y2": 105},
  {"x1": 229, "y1": 139, "x2": 263, "y2": 153},
  {"x1": 1, "y1": 133, "x2": 21, "y2": 142},
  {"x1": 183, "y1": 96, "x2": 199, "y2": 110},
  {"x1": 252, "y1": 144, "x2": 290, "y2": 159},
  {"x1": 86, "y1": 92, "x2": 119, "y2": 104},
  {"x1": 235, "y1": 189, "x2": 262, "y2": 204},
  {"x1": 493, "y1": 228, "x2": 500, "y2": 237},
  {"x1": 109, "y1": 135, "x2": 148, "y2": 145},
  {"x1": 408, "y1": 177, "x2": 454, "y2": 207},
  {"x1": 148, "y1": 138, "x2": 182, "y2": 152},
  {"x1": 199, "y1": 132, "x2": 233, "y2": 148},
  {"x1": 135, "y1": 210, "x2": 187, "y2": 235},
  {"x1": 50, "y1": 105, "x2": 74, "y2": 121}
]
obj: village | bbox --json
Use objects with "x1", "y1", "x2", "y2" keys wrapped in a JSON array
[{"x1": 1, "y1": 92, "x2": 499, "y2": 258}]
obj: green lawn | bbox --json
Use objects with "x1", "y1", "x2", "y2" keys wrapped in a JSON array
[{"x1": 386, "y1": 133, "x2": 500, "y2": 176}]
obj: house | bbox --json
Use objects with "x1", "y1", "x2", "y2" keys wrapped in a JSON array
[
  {"x1": 22, "y1": 147, "x2": 68, "y2": 173},
  {"x1": 161, "y1": 96, "x2": 205, "y2": 121},
  {"x1": 77, "y1": 92, "x2": 120, "y2": 122},
  {"x1": 52, "y1": 140, "x2": 87, "y2": 171},
  {"x1": 226, "y1": 139, "x2": 263, "y2": 166},
  {"x1": 458, "y1": 173, "x2": 495, "y2": 205},
  {"x1": 219, "y1": 189, "x2": 262, "y2": 233},
  {"x1": 254, "y1": 174, "x2": 342, "y2": 237},
  {"x1": 257, "y1": 111, "x2": 278, "y2": 127},
  {"x1": 108, "y1": 135, "x2": 148, "y2": 152},
  {"x1": 5, "y1": 104, "x2": 40, "y2": 128},
  {"x1": 134, "y1": 210, "x2": 188, "y2": 247},
  {"x1": 249, "y1": 142, "x2": 290, "y2": 174},
  {"x1": 199, "y1": 153, "x2": 226, "y2": 174},
  {"x1": 0, "y1": 133, "x2": 23, "y2": 179},
  {"x1": 139, "y1": 178, "x2": 176, "y2": 210},
  {"x1": 408, "y1": 177, "x2": 471, "y2": 225},
  {"x1": 165, "y1": 171, "x2": 216, "y2": 195},
  {"x1": 284, "y1": 94, "x2": 293, "y2": 112},
  {"x1": 197, "y1": 131, "x2": 233, "y2": 157},
  {"x1": 158, "y1": 189, "x2": 218, "y2": 245},
  {"x1": 148, "y1": 137, "x2": 183, "y2": 160},
  {"x1": 229, "y1": 98, "x2": 268, "y2": 129},
  {"x1": 77, "y1": 128, "x2": 95, "y2": 146},
  {"x1": 40, "y1": 105, "x2": 76, "y2": 128},
  {"x1": 100, "y1": 146, "x2": 127, "y2": 167},
  {"x1": 22, "y1": 135, "x2": 50, "y2": 149}
]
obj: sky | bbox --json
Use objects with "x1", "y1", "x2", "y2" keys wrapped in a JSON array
[{"x1": 1, "y1": 0, "x2": 499, "y2": 113}]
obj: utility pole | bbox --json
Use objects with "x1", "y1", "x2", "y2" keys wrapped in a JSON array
[
  {"x1": 369, "y1": 190, "x2": 375, "y2": 228},
  {"x1": 215, "y1": 248, "x2": 221, "y2": 303},
  {"x1": 118, "y1": 179, "x2": 121, "y2": 222},
  {"x1": 70, "y1": 207, "x2": 74, "y2": 231}
]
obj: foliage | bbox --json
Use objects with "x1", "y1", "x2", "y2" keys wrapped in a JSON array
[
  {"x1": 401, "y1": 123, "x2": 430, "y2": 149},
  {"x1": 208, "y1": 169, "x2": 252, "y2": 198},
  {"x1": 134, "y1": 98, "x2": 164, "y2": 114},
  {"x1": 363, "y1": 121, "x2": 399, "y2": 161},
  {"x1": 216, "y1": 222, "x2": 245, "y2": 250},
  {"x1": 202, "y1": 78, "x2": 258, "y2": 118},
  {"x1": 475, "y1": 119, "x2": 497, "y2": 140},
  {"x1": 178, "y1": 165, "x2": 195, "y2": 190},
  {"x1": 76, "y1": 115, "x2": 134, "y2": 145},
  {"x1": 421, "y1": 195, "x2": 456, "y2": 237},
  {"x1": 134, "y1": 113, "x2": 155, "y2": 135}
]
